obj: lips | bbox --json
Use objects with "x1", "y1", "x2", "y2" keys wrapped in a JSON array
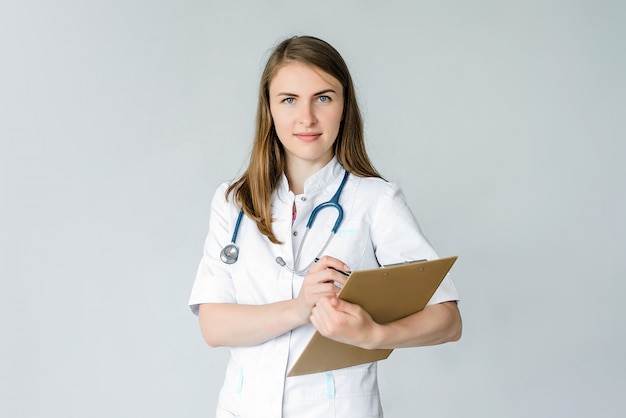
[{"x1": 294, "y1": 133, "x2": 322, "y2": 142}]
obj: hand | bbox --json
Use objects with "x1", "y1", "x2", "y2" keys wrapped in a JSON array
[
  {"x1": 294, "y1": 256, "x2": 350, "y2": 323},
  {"x1": 310, "y1": 296, "x2": 381, "y2": 349}
]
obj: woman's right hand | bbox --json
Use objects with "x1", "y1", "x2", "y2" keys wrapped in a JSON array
[{"x1": 295, "y1": 255, "x2": 350, "y2": 323}]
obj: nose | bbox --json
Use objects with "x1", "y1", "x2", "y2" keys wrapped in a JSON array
[{"x1": 298, "y1": 102, "x2": 317, "y2": 127}]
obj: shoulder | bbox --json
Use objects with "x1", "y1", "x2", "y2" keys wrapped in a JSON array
[
  {"x1": 210, "y1": 181, "x2": 238, "y2": 211},
  {"x1": 346, "y1": 176, "x2": 409, "y2": 221},
  {"x1": 216, "y1": 181, "x2": 232, "y2": 196},
  {"x1": 351, "y1": 175, "x2": 404, "y2": 200}
]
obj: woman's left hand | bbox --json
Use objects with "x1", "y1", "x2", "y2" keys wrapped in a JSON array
[{"x1": 310, "y1": 297, "x2": 381, "y2": 349}]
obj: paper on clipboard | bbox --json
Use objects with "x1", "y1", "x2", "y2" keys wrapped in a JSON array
[{"x1": 287, "y1": 256, "x2": 458, "y2": 377}]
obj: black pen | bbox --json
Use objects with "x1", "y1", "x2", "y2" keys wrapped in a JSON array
[
  {"x1": 329, "y1": 266, "x2": 350, "y2": 276},
  {"x1": 314, "y1": 258, "x2": 350, "y2": 276}
]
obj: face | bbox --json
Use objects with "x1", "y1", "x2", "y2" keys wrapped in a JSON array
[{"x1": 268, "y1": 62, "x2": 344, "y2": 171}]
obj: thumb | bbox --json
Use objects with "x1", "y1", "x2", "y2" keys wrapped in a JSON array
[{"x1": 330, "y1": 297, "x2": 355, "y2": 313}]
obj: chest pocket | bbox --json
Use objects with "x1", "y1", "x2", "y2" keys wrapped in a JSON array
[{"x1": 323, "y1": 220, "x2": 372, "y2": 269}]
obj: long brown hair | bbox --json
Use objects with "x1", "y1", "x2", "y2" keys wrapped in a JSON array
[{"x1": 227, "y1": 35, "x2": 381, "y2": 244}]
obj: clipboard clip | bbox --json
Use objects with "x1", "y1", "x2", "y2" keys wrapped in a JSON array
[{"x1": 382, "y1": 259, "x2": 427, "y2": 268}]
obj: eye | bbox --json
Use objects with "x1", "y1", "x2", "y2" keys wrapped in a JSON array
[
  {"x1": 317, "y1": 95, "x2": 331, "y2": 103},
  {"x1": 283, "y1": 97, "x2": 295, "y2": 104}
]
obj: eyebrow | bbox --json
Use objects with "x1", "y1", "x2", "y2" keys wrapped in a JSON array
[{"x1": 276, "y1": 89, "x2": 338, "y2": 97}]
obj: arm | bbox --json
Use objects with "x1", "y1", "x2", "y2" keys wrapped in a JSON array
[
  {"x1": 310, "y1": 297, "x2": 461, "y2": 350},
  {"x1": 321, "y1": 180, "x2": 460, "y2": 349},
  {"x1": 375, "y1": 301, "x2": 462, "y2": 348},
  {"x1": 199, "y1": 256, "x2": 350, "y2": 347},
  {"x1": 192, "y1": 187, "x2": 347, "y2": 347},
  {"x1": 199, "y1": 300, "x2": 305, "y2": 347}
]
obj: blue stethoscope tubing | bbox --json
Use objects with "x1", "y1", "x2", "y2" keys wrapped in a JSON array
[
  {"x1": 305, "y1": 169, "x2": 348, "y2": 234},
  {"x1": 220, "y1": 169, "x2": 350, "y2": 274},
  {"x1": 220, "y1": 209, "x2": 244, "y2": 264}
]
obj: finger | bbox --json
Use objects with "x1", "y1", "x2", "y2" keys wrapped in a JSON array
[
  {"x1": 310, "y1": 307, "x2": 325, "y2": 333},
  {"x1": 313, "y1": 255, "x2": 350, "y2": 275},
  {"x1": 306, "y1": 270, "x2": 348, "y2": 292},
  {"x1": 314, "y1": 282, "x2": 341, "y2": 297},
  {"x1": 315, "y1": 295, "x2": 334, "y2": 309},
  {"x1": 303, "y1": 284, "x2": 341, "y2": 306},
  {"x1": 311, "y1": 297, "x2": 348, "y2": 338},
  {"x1": 311, "y1": 298, "x2": 334, "y2": 324},
  {"x1": 327, "y1": 298, "x2": 361, "y2": 319},
  {"x1": 328, "y1": 270, "x2": 348, "y2": 288},
  {"x1": 306, "y1": 255, "x2": 344, "y2": 275}
]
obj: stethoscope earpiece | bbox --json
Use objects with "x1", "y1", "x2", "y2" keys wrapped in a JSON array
[{"x1": 275, "y1": 256, "x2": 298, "y2": 274}]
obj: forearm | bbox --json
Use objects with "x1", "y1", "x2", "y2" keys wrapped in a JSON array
[
  {"x1": 198, "y1": 300, "x2": 307, "y2": 347},
  {"x1": 367, "y1": 301, "x2": 462, "y2": 350}
]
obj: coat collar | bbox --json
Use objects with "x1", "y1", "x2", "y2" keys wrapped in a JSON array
[{"x1": 276, "y1": 157, "x2": 344, "y2": 200}]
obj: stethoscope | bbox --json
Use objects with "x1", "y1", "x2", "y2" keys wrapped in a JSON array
[{"x1": 220, "y1": 170, "x2": 349, "y2": 276}]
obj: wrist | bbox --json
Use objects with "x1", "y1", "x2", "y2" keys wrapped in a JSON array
[
  {"x1": 363, "y1": 323, "x2": 388, "y2": 350},
  {"x1": 290, "y1": 298, "x2": 311, "y2": 327}
]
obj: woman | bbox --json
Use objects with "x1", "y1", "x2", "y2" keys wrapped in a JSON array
[{"x1": 189, "y1": 35, "x2": 461, "y2": 418}]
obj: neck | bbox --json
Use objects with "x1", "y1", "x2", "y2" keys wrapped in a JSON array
[
  {"x1": 285, "y1": 168, "x2": 310, "y2": 195},
  {"x1": 285, "y1": 157, "x2": 332, "y2": 195}
]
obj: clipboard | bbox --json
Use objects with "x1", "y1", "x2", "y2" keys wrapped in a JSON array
[{"x1": 287, "y1": 256, "x2": 457, "y2": 377}]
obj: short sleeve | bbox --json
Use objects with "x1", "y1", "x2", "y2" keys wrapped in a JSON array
[
  {"x1": 370, "y1": 181, "x2": 459, "y2": 305},
  {"x1": 188, "y1": 183, "x2": 239, "y2": 315}
]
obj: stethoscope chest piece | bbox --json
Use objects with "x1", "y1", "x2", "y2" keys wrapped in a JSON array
[
  {"x1": 220, "y1": 243, "x2": 239, "y2": 264},
  {"x1": 220, "y1": 209, "x2": 244, "y2": 264}
]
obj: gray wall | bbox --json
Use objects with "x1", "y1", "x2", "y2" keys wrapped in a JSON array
[{"x1": 1, "y1": 1, "x2": 624, "y2": 417}]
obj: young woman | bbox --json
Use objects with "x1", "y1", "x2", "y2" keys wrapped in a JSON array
[{"x1": 189, "y1": 35, "x2": 461, "y2": 418}]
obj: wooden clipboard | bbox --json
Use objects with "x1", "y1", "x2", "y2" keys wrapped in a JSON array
[{"x1": 287, "y1": 256, "x2": 458, "y2": 377}]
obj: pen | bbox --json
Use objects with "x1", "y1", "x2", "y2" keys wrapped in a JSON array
[
  {"x1": 314, "y1": 258, "x2": 351, "y2": 276},
  {"x1": 328, "y1": 266, "x2": 350, "y2": 276}
]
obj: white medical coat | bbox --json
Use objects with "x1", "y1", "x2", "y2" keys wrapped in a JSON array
[{"x1": 189, "y1": 158, "x2": 459, "y2": 418}]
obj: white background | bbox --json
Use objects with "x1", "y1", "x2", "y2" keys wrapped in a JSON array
[{"x1": 1, "y1": 1, "x2": 624, "y2": 417}]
